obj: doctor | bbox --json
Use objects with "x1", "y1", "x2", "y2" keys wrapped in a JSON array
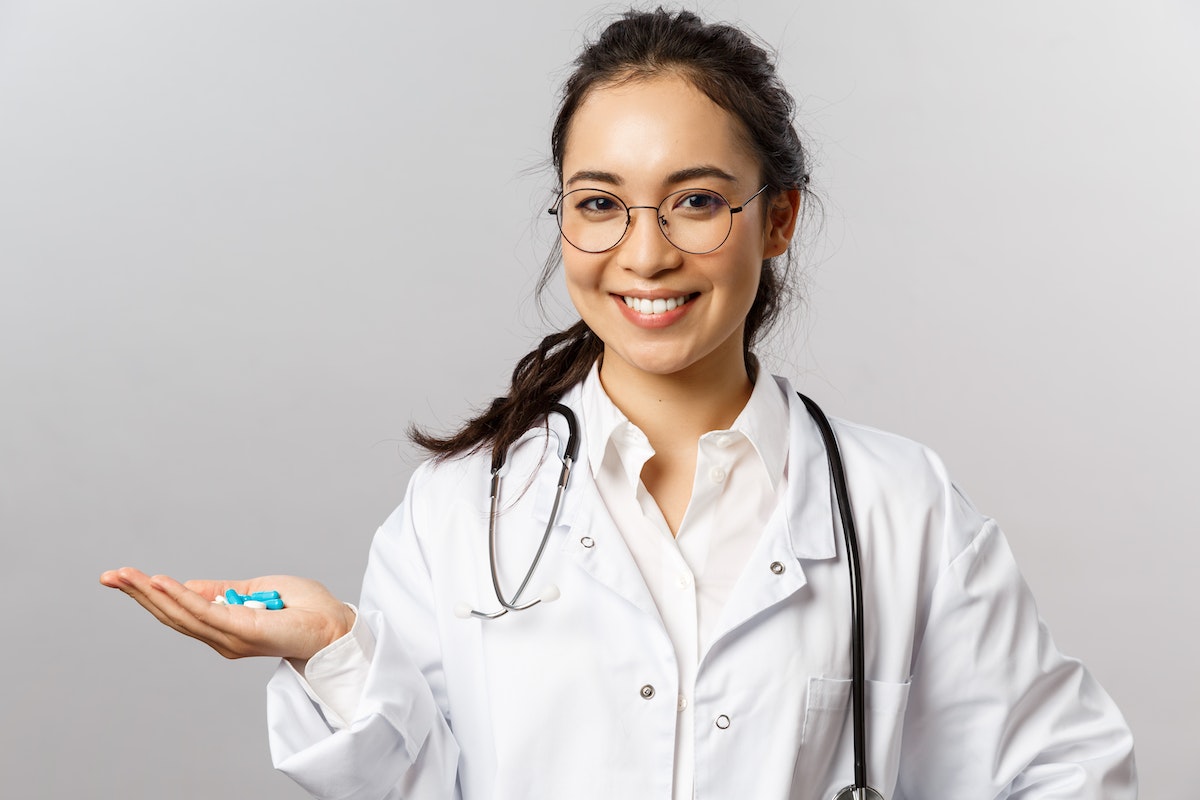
[{"x1": 101, "y1": 8, "x2": 1135, "y2": 799}]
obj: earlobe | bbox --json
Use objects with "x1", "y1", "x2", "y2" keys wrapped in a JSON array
[{"x1": 763, "y1": 188, "x2": 801, "y2": 258}]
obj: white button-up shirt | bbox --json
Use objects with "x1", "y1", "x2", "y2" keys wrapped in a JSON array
[{"x1": 581, "y1": 365, "x2": 788, "y2": 800}]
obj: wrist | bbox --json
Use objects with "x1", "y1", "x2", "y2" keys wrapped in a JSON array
[{"x1": 330, "y1": 603, "x2": 356, "y2": 644}]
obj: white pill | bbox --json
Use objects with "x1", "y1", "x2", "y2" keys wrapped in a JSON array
[
  {"x1": 243, "y1": 600, "x2": 267, "y2": 609},
  {"x1": 212, "y1": 595, "x2": 228, "y2": 605}
]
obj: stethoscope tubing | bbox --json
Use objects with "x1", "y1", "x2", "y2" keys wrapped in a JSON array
[
  {"x1": 477, "y1": 403, "x2": 579, "y2": 617},
  {"x1": 799, "y1": 394, "x2": 871, "y2": 796}
]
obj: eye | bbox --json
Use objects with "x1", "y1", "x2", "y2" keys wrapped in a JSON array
[
  {"x1": 671, "y1": 190, "x2": 728, "y2": 217},
  {"x1": 566, "y1": 190, "x2": 625, "y2": 218},
  {"x1": 579, "y1": 195, "x2": 618, "y2": 212}
]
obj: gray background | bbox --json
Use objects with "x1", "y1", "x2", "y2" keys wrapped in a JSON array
[{"x1": 2, "y1": 0, "x2": 1196, "y2": 797}]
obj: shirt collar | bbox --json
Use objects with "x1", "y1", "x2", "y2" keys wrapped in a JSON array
[
  {"x1": 579, "y1": 363, "x2": 650, "y2": 487},
  {"x1": 577, "y1": 361, "x2": 790, "y2": 488}
]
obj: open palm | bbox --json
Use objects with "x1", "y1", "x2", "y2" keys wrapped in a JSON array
[{"x1": 100, "y1": 567, "x2": 355, "y2": 661}]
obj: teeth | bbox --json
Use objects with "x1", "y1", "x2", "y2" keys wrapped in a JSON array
[{"x1": 623, "y1": 295, "x2": 690, "y2": 315}]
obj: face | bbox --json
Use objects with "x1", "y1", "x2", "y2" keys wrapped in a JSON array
[{"x1": 559, "y1": 74, "x2": 798, "y2": 387}]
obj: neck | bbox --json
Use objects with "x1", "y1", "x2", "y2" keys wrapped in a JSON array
[{"x1": 598, "y1": 346, "x2": 754, "y2": 450}]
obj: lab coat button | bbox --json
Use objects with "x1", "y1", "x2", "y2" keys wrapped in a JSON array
[
  {"x1": 580, "y1": 536, "x2": 595, "y2": 548},
  {"x1": 715, "y1": 714, "x2": 730, "y2": 729},
  {"x1": 770, "y1": 561, "x2": 785, "y2": 575},
  {"x1": 640, "y1": 684, "x2": 655, "y2": 699}
]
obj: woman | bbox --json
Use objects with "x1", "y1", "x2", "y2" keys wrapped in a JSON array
[{"x1": 101, "y1": 9, "x2": 1135, "y2": 799}]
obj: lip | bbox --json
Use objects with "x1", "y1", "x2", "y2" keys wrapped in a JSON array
[
  {"x1": 611, "y1": 291, "x2": 698, "y2": 329},
  {"x1": 617, "y1": 289, "x2": 696, "y2": 301}
]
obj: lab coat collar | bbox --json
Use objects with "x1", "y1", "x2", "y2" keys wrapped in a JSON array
[
  {"x1": 773, "y1": 375, "x2": 839, "y2": 562},
  {"x1": 511, "y1": 377, "x2": 839, "y2": 637}
]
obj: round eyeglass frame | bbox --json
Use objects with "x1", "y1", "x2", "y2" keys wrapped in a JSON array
[{"x1": 548, "y1": 184, "x2": 769, "y2": 255}]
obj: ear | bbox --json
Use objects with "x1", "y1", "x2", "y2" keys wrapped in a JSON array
[{"x1": 762, "y1": 188, "x2": 801, "y2": 259}]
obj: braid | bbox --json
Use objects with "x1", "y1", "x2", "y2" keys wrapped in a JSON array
[{"x1": 408, "y1": 322, "x2": 602, "y2": 463}]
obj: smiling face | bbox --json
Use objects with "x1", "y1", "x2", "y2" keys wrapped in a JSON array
[{"x1": 559, "y1": 74, "x2": 797, "y2": 390}]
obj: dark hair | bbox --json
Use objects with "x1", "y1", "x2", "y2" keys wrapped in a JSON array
[{"x1": 411, "y1": 8, "x2": 813, "y2": 465}]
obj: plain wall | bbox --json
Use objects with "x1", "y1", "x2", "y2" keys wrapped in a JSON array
[{"x1": 2, "y1": 1, "x2": 1196, "y2": 797}]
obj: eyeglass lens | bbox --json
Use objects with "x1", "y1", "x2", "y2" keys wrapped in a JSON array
[{"x1": 555, "y1": 188, "x2": 735, "y2": 254}]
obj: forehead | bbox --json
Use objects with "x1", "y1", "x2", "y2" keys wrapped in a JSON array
[{"x1": 561, "y1": 74, "x2": 758, "y2": 187}]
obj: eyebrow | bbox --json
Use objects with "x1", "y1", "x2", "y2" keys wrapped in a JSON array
[
  {"x1": 565, "y1": 169, "x2": 622, "y2": 187},
  {"x1": 564, "y1": 164, "x2": 739, "y2": 189}
]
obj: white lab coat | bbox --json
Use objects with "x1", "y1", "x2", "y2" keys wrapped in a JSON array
[{"x1": 266, "y1": 378, "x2": 1135, "y2": 799}]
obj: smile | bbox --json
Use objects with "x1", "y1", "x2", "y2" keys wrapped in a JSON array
[{"x1": 622, "y1": 294, "x2": 696, "y2": 315}]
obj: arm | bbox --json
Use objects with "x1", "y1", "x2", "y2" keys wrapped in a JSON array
[
  {"x1": 898, "y1": 516, "x2": 1136, "y2": 798},
  {"x1": 267, "y1": 465, "x2": 461, "y2": 800},
  {"x1": 100, "y1": 462, "x2": 462, "y2": 799}
]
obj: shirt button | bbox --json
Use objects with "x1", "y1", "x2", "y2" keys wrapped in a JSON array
[
  {"x1": 715, "y1": 714, "x2": 731, "y2": 729},
  {"x1": 713, "y1": 433, "x2": 732, "y2": 448},
  {"x1": 709, "y1": 466, "x2": 727, "y2": 483},
  {"x1": 677, "y1": 695, "x2": 688, "y2": 711},
  {"x1": 677, "y1": 574, "x2": 692, "y2": 589},
  {"x1": 640, "y1": 684, "x2": 655, "y2": 699}
]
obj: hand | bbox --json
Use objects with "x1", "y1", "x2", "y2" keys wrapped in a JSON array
[{"x1": 99, "y1": 567, "x2": 357, "y2": 661}]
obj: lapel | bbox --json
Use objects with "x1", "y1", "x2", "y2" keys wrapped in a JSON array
[
  {"x1": 532, "y1": 386, "x2": 664, "y2": 624},
  {"x1": 531, "y1": 380, "x2": 842, "y2": 640},
  {"x1": 706, "y1": 380, "x2": 840, "y2": 648}
]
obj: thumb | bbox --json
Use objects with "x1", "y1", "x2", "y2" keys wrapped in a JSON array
[{"x1": 182, "y1": 579, "x2": 252, "y2": 602}]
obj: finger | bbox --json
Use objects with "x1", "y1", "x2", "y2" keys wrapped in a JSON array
[
  {"x1": 150, "y1": 575, "x2": 293, "y2": 659},
  {"x1": 151, "y1": 574, "x2": 233, "y2": 620},
  {"x1": 102, "y1": 569, "x2": 251, "y2": 658},
  {"x1": 111, "y1": 576, "x2": 197, "y2": 639},
  {"x1": 145, "y1": 575, "x2": 247, "y2": 644},
  {"x1": 183, "y1": 577, "x2": 296, "y2": 603},
  {"x1": 125, "y1": 573, "x2": 245, "y2": 655},
  {"x1": 100, "y1": 566, "x2": 149, "y2": 589},
  {"x1": 181, "y1": 579, "x2": 249, "y2": 602}
]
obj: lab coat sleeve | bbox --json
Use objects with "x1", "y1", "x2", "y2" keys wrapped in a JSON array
[
  {"x1": 897, "y1": 503, "x2": 1136, "y2": 798},
  {"x1": 283, "y1": 605, "x2": 375, "y2": 730},
  {"x1": 266, "y1": 463, "x2": 461, "y2": 800}
]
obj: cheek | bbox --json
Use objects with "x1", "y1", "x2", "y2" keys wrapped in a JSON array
[
  {"x1": 561, "y1": 255, "x2": 590, "y2": 294},
  {"x1": 561, "y1": 255, "x2": 607, "y2": 314}
]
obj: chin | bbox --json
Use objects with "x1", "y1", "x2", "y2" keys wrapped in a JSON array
[{"x1": 607, "y1": 345, "x2": 708, "y2": 379}]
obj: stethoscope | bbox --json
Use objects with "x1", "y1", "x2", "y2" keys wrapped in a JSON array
[{"x1": 456, "y1": 396, "x2": 884, "y2": 800}]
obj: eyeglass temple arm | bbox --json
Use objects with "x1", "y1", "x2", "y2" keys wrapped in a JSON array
[{"x1": 729, "y1": 184, "x2": 770, "y2": 215}]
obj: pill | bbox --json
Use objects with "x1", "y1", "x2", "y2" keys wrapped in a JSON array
[
  {"x1": 212, "y1": 594, "x2": 228, "y2": 605},
  {"x1": 248, "y1": 591, "x2": 280, "y2": 601},
  {"x1": 224, "y1": 588, "x2": 244, "y2": 605},
  {"x1": 243, "y1": 600, "x2": 267, "y2": 609},
  {"x1": 264, "y1": 598, "x2": 285, "y2": 610}
]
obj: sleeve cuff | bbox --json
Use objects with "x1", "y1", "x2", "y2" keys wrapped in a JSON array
[{"x1": 285, "y1": 603, "x2": 376, "y2": 729}]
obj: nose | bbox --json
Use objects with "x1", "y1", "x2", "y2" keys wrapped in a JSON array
[{"x1": 615, "y1": 206, "x2": 683, "y2": 277}]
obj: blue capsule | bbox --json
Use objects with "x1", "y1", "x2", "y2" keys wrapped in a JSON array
[{"x1": 214, "y1": 587, "x2": 284, "y2": 609}]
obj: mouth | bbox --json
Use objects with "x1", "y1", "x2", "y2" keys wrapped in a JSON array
[{"x1": 620, "y1": 293, "x2": 698, "y2": 316}]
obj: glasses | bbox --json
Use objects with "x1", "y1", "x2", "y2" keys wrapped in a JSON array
[{"x1": 548, "y1": 184, "x2": 769, "y2": 255}]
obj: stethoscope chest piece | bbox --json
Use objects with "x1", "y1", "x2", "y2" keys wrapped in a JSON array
[{"x1": 833, "y1": 786, "x2": 885, "y2": 800}]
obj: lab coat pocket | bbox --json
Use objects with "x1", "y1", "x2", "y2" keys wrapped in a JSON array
[{"x1": 792, "y1": 676, "x2": 911, "y2": 800}]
